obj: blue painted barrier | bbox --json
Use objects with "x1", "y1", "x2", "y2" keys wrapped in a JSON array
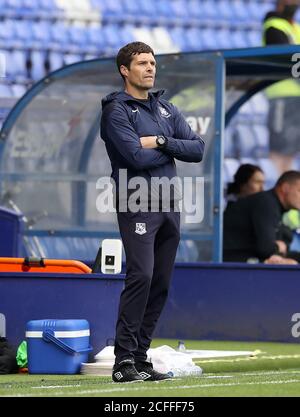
[
  {"x1": 1, "y1": 263, "x2": 300, "y2": 354},
  {"x1": 156, "y1": 263, "x2": 300, "y2": 343},
  {"x1": 0, "y1": 272, "x2": 124, "y2": 353}
]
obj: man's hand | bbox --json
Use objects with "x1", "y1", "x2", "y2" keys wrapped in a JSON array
[
  {"x1": 275, "y1": 240, "x2": 287, "y2": 255},
  {"x1": 264, "y1": 255, "x2": 298, "y2": 265},
  {"x1": 140, "y1": 136, "x2": 157, "y2": 149}
]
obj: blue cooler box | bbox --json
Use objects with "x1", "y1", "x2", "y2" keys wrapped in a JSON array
[{"x1": 26, "y1": 319, "x2": 92, "y2": 374}]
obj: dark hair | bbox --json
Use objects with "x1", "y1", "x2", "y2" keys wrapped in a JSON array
[
  {"x1": 227, "y1": 164, "x2": 263, "y2": 196},
  {"x1": 275, "y1": 170, "x2": 300, "y2": 187},
  {"x1": 116, "y1": 42, "x2": 154, "y2": 80}
]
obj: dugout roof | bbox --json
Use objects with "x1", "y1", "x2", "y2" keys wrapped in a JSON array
[{"x1": 0, "y1": 45, "x2": 299, "y2": 262}]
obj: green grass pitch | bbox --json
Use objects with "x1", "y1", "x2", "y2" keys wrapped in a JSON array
[{"x1": 1, "y1": 339, "x2": 300, "y2": 397}]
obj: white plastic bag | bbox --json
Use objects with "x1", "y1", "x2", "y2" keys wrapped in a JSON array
[{"x1": 147, "y1": 345, "x2": 202, "y2": 377}]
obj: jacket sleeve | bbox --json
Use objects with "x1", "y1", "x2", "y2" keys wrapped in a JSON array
[
  {"x1": 250, "y1": 197, "x2": 280, "y2": 260},
  {"x1": 101, "y1": 104, "x2": 173, "y2": 170},
  {"x1": 163, "y1": 105, "x2": 205, "y2": 163}
]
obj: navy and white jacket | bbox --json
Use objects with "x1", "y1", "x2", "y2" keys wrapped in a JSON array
[{"x1": 100, "y1": 90, "x2": 205, "y2": 202}]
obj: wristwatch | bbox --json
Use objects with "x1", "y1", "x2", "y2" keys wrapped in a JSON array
[{"x1": 156, "y1": 135, "x2": 167, "y2": 148}]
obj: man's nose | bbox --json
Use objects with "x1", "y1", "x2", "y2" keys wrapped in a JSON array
[{"x1": 146, "y1": 64, "x2": 154, "y2": 72}]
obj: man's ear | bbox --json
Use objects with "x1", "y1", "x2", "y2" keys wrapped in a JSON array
[{"x1": 120, "y1": 65, "x2": 129, "y2": 78}]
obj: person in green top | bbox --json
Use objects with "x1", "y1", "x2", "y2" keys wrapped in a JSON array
[{"x1": 262, "y1": 0, "x2": 300, "y2": 174}]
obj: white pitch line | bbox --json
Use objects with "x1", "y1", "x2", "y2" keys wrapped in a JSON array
[
  {"x1": 197, "y1": 354, "x2": 300, "y2": 363},
  {"x1": 6, "y1": 378, "x2": 300, "y2": 397},
  {"x1": 202, "y1": 370, "x2": 300, "y2": 378},
  {"x1": 31, "y1": 385, "x2": 81, "y2": 389}
]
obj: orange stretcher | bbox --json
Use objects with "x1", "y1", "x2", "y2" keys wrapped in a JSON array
[{"x1": 0, "y1": 257, "x2": 92, "y2": 273}]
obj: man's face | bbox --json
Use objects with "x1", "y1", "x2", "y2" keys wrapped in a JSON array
[
  {"x1": 121, "y1": 52, "x2": 156, "y2": 91},
  {"x1": 283, "y1": 179, "x2": 300, "y2": 210}
]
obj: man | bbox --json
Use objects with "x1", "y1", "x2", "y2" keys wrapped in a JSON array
[
  {"x1": 263, "y1": 0, "x2": 300, "y2": 174},
  {"x1": 100, "y1": 42, "x2": 205, "y2": 383},
  {"x1": 223, "y1": 170, "x2": 300, "y2": 263}
]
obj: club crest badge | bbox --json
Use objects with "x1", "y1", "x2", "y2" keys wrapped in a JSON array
[
  {"x1": 159, "y1": 106, "x2": 171, "y2": 118},
  {"x1": 135, "y1": 223, "x2": 147, "y2": 235}
]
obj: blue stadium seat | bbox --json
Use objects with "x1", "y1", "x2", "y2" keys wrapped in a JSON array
[
  {"x1": 68, "y1": 26, "x2": 89, "y2": 48},
  {"x1": 14, "y1": 19, "x2": 34, "y2": 46},
  {"x1": 86, "y1": 26, "x2": 105, "y2": 50},
  {"x1": 218, "y1": 0, "x2": 233, "y2": 20},
  {"x1": 185, "y1": 27, "x2": 202, "y2": 51},
  {"x1": 63, "y1": 53, "x2": 83, "y2": 65},
  {"x1": 188, "y1": 0, "x2": 202, "y2": 19},
  {"x1": 248, "y1": 1, "x2": 272, "y2": 21},
  {"x1": 156, "y1": 0, "x2": 171, "y2": 18},
  {"x1": 171, "y1": 0, "x2": 190, "y2": 22},
  {"x1": 30, "y1": 50, "x2": 46, "y2": 81},
  {"x1": 10, "y1": 83, "x2": 27, "y2": 97},
  {"x1": 247, "y1": 30, "x2": 262, "y2": 47},
  {"x1": 0, "y1": 82, "x2": 12, "y2": 97},
  {"x1": 50, "y1": 22, "x2": 71, "y2": 51},
  {"x1": 258, "y1": 158, "x2": 279, "y2": 188},
  {"x1": 98, "y1": 0, "x2": 124, "y2": 17},
  {"x1": 27, "y1": 236, "x2": 100, "y2": 261},
  {"x1": 0, "y1": 20, "x2": 22, "y2": 48},
  {"x1": 48, "y1": 51, "x2": 64, "y2": 72},
  {"x1": 231, "y1": 124, "x2": 257, "y2": 158},
  {"x1": 102, "y1": 24, "x2": 122, "y2": 48},
  {"x1": 140, "y1": 0, "x2": 157, "y2": 17},
  {"x1": 223, "y1": 158, "x2": 240, "y2": 183},
  {"x1": 202, "y1": 0, "x2": 217, "y2": 19},
  {"x1": 169, "y1": 26, "x2": 188, "y2": 51},
  {"x1": 31, "y1": 21, "x2": 52, "y2": 47},
  {"x1": 6, "y1": 50, "x2": 28, "y2": 82},
  {"x1": 216, "y1": 27, "x2": 233, "y2": 49},
  {"x1": 252, "y1": 125, "x2": 269, "y2": 157},
  {"x1": 230, "y1": 29, "x2": 249, "y2": 49},
  {"x1": 232, "y1": 0, "x2": 249, "y2": 21},
  {"x1": 201, "y1": 28, "x2": 218, "y2": 50},
  {"x1": 118, "y1": 24, "x2": 135, "y2": 45}
]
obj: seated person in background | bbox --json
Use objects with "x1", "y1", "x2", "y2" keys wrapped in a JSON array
[
  {"x1": 223, "y1": 170, "x2": 300, "y2": 263},
  {"x1": 226, "y1": 163, "x2": 265, "y2": 203}
]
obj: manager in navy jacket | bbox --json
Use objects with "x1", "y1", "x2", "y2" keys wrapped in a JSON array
[{"x1": 101, "y1": 42, "x2": 205, "y2": 383}]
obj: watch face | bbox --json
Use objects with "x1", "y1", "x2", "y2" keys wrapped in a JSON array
[{"x1": 157, "y1": 136, "x2": 165, "y2": 145}]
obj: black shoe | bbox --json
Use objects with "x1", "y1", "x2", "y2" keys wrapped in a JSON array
[
  {"x1": 135, "y1": 361, "x2": 172, "y2": 381},
  {"x1": 112, "y1": 361, "x2": 144, "y2": 383}
]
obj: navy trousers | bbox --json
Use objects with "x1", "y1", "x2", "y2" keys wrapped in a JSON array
[{"x1": 114, "y1": 209, "x2": 180, "y2": 364}]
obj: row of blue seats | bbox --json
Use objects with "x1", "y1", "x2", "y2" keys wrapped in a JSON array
[
  {"x1": 22, "y1": 235, "x2": 199, "y2": 263},
  {"x1": 0, "y1": 49, "x2": 99, "y2": 82},
  {"x1": 0, "y1": 23, "x2": 263, "y2": 56},
  {"x1": 0, "y1": 0, "x2": 275, "y2": 23},
  {"x1": 99, "y1": 0, "x2": 273, "y2": 21},
  {"x1": 0, "y1": 25, "x2": 262, "y2": 82}
]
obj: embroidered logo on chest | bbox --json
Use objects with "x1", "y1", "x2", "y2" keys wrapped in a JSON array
[{"x1": 158, "y1": 106, "x2": 171, "y2": 118}]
